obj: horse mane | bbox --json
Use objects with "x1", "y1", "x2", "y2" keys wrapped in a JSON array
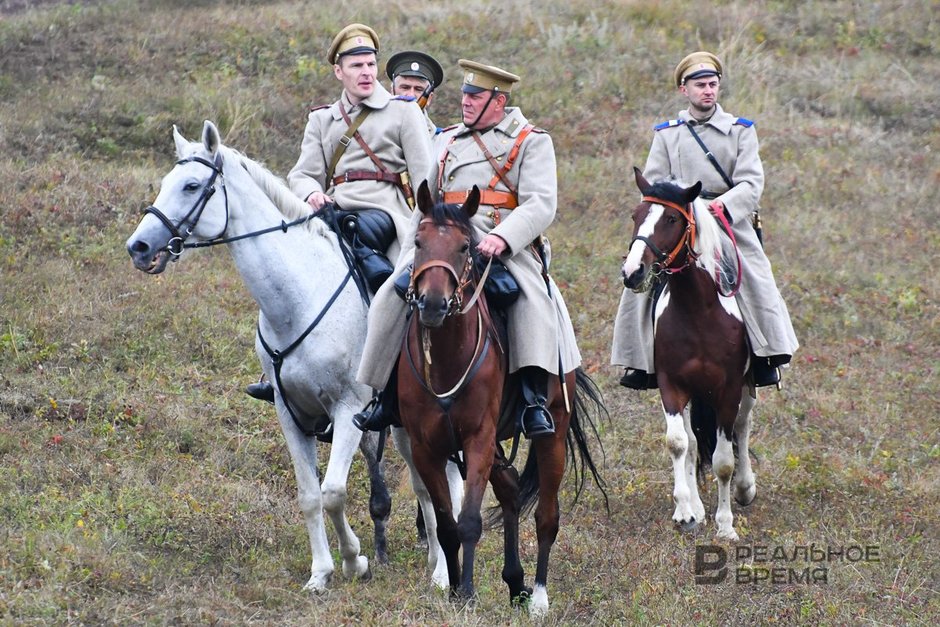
[
  {"x1": 689, "y1": 197, "x2": 738, "y2": 294},
  {"x1": 425, "y1": 201, "x2": 480, "y2": 250},
  {"x1": 218, "y1": 144, "x2": 331, "y2": 239}
]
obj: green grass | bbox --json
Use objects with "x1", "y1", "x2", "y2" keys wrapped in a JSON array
[{"x1": 1, "y1": 0, "x2": 938, "y2": 624}]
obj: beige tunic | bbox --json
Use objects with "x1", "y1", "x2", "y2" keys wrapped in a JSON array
[
  {"x1": 287, "y1": 83, "x2": 432, "y2": 260},
  {"x1": 357, "y1": 107, "x2": 581, "y2": 388},
  {"x1": 611, "y1": 103, "x2": 799, "y2": 370}
]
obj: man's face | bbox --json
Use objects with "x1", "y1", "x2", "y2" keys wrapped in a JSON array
[
  {"x1": 334, "y1": 53, "x2": 378, "y2": 103},
  {"x1": 392, "y1": 75, "x2": 431, "y2": 100},
  {"x1": 680, "y1": 77, "x2": 721, "y2": 114},
  {"x1": 461, "y1": 90, "x2": 506, "y2": 129}
]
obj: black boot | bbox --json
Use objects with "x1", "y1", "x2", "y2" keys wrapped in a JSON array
[
  {"x1": 245, "y1": 377, "x2": 275, "y2": 404},
  {"x1": 619, "y1": 368, "x2": 658, "y2": 390},
  {"x1": 751, "y1": 355, "x2": 789, "y2": 388},
  {"x1": 353, "y1": 369, "x2": 400, "y2": 432},
  {"x1": 519, "y1": 367, "x2": 555, "y2": 439}
]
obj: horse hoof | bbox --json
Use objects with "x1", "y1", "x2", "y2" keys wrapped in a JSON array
[
  {"x1": 677, "y1": 518, "x2": 700, "y2": 534},
  {"x1": 735, "y1": 485, "x2": 756, "y2": 506},
  {"x1": 342, "y1": 555, "x2": 370, "y2": 580},
  {"x1": 302, "y1": 572, "x2": 332, "y2": 593},
  {"x1": 510, "y1": 586, "x2": 533, "y2": 608}
]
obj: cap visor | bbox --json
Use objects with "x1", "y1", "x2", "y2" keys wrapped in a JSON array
[{"x1": 461, "y1": 84, "x2": 488, "y2": 94}]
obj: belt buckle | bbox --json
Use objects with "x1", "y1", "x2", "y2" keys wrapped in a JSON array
[{"x1": 344, "y1": 171, "x2": 351, "y2": 183}]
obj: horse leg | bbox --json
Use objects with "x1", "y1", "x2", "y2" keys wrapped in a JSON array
[
  {"x1": 663, "y1": 400, "x2": 699, "y2": 530},
  {"x1": 391, "y1": 427, "x2": 450, "y2": 589},
  {"x1": 275, "y1": 410, "x2": 333, "y2": 592},
  {"x1": 358, "y1": 429, "x2": 391, "y2": 565},
  {"x1": 411, "y1": 443, "x2": 462, "y2": 592},
  {"x1": 528, "y1": 430, "x2": 566, "y2": 617},
  {"x1": 489, "y1": 457, "x2": 526, "y2": 605},
  {"x1": 682, "y1": 406, "x2": 707, "y2": 524},
  {"x1": 455, "y1": 437, "x2": 496, "y2": 601},
  {"x1": 320, "y1": 404, "x2": 370, "y2": 580},
  {"x1": 712, "y1": 414, "x2": 739, "y2": 541},
  {"x1": 733, "y1": 388, "x2": 757, "y2": 506}
]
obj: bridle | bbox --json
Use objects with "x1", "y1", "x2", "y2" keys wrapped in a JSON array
[
  {"x1": 632, "y1": 195, "x2": 698, "y2": 274},
  {"x1": 406, "y1": 218, "x2": 476, "y2": 317},
  {"x1": 142, "y1": 154, "x2": 229, "y2": 261}
]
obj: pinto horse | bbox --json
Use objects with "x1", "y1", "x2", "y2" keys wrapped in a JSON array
[
  {"x1": 399, "y1": 181, "x2": 607, "y2": 615},
  {"x1": 125, "y1": 121, "x2": 456, "y2": 590},
  {"x1": 621, "y1": 168, "x2": 756, "y2": 541}
]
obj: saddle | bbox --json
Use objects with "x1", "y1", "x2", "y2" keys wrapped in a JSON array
[{"x1": 319, "y1": 205, "x2": 397, "y2": 294}]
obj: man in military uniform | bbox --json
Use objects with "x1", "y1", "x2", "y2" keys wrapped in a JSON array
[
  {"x1": 386, "y1": 50, "x2": 445, "y2": 135},
  {"x1": 611, "y1": 50, "x2": 798, "y2": 389},
  {"x1": 353, "y1": 59, "x2": 582, "y2": 439},
  {"x1": 245, "y1": 24, "x2": 432, "y2": 405}
]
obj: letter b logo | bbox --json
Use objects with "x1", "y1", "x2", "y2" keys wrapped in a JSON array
[{"x1": 695, "y1": 545, "x2": 727, "y2": 584}]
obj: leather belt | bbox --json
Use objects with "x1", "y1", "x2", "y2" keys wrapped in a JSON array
[
  {"x1": 443, "y1": 190, "x2": 518, "y2": 209},
  {"x1": 699, "y1": 190, "x2": 722, "y2": 200},
  {"x1": 333, "y1": 170, "x2": 403, "y2": 186}
]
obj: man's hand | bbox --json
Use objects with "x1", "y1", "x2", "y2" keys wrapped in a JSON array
[
  {"x1": 708, "y1": 199, "x2": 733, "y2": 225},
  {"x1": 477, "y1": 233, "x2": 508, "y2": 258},
  {"x1": 306, "y1": 191, "x2": 332, "y2": 210}
]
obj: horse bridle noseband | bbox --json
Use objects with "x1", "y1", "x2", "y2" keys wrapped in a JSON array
[
  {"x1": 632, "y1": 195, "x2": 698, "y2": 273},
  {"x1": 142, "y1": 153, "x2": 229, "y2": 260},
  {"x1": 406, "y1": 218, "x2": 475, "y2": 317}
]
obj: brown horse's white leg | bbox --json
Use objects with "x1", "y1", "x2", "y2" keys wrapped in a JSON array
[
  {"x1": 712, "y1": 429, "x2": 738, "y2": 541},
  {"x1": 733, "y1": 389, "x2": 757, "y2": 506},
  {"x1": 682, "y1": 407, "x2": 707, "y2": 523},
  {"x1": 665, "y1": 407, "x2": 699, "y2": 528},
  {"x1": 529, "y1": 430, "x2": 567, "y2": 617}
]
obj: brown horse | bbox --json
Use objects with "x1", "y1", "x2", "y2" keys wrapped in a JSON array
[
  {"x1": 399, "y1": 182, "x2": 606, "y2": 614},
  {"x1": 621, "y1": 167, "x2": 756, "y2": 541}
]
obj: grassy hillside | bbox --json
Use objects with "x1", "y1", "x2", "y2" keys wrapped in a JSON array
[{"x1": 1, "y1": 0, "x2": 937, "y2": 623}]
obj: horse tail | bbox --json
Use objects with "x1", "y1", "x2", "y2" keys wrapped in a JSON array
[
  {"x1": 517, "y1": 367, "x2": 610, "y2": 519},
  {"x1": 690, "y1": 396, "x2": 717, "y2": 482}
]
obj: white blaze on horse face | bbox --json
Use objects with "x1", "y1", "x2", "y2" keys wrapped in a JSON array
[{"x1": 622, "y1": 204, "x2": 665, "y2": 277}]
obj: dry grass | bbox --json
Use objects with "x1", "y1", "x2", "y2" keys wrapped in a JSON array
[{"x1": 1, "y1": 0, "x2": 938, "y2": 624}]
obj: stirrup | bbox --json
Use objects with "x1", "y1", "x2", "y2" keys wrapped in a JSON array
[{"x1": 521, "y1": 405, "x2": 554, "y2": 439}]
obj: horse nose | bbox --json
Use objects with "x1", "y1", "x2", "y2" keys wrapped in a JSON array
[
  {"x1": 417, "y1": 293, "x2": 448, "y2": 316},
  {"x1": 127, "y1": 238, "x2": 150, "y2": 258},
  {"x1": 622, "y1": 264, "x2": 645, "y2": 289}
]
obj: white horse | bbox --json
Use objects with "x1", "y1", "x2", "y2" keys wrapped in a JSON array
[{"x1": 126, "y1": 120, "x2": 461, "y2": 591}]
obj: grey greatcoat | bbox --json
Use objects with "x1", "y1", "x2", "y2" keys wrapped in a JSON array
[
  {"x1": 287, "y1": 83, "x2": 432, "y2": 260},
  {"x1": 611, "y1": 103, "x2": 799, "y2": 371},
  {"x1": 357, "y1": 107, "x2": 581, "y2": 389}
]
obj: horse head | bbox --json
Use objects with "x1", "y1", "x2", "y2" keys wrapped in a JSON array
[
  {"x1": 410, "y1": 181, "x2": 480, "y2": 327},
  {"x1": 622, "y1": 167, "x2": 701, "y2": 289},
  {"x1": 126, "y1": 121, "x2": 229, "y2": 274}
]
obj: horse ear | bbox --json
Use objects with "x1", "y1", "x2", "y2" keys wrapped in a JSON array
[
  {"x1": 685, "y1": 181, "x2": 703, "y2": 204},
  {"x1": 633, "y1": 166, "x2": 651, "y2": 195},
  {"x1": 202, "y1": 120, "x2": 220, "y2": 156},
  {"x1": 173, "y1": 125, "x2": 188, "y2": 158},
  {"x1": 416, "y1": 179, "x2": 433, "y2": 215},
  {"x1": 463, "y1": 186, "x2": 480, "y2": 218}
]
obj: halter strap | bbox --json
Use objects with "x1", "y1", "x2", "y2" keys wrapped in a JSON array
[{"x1": 640, "y1": 195, "x2": 697, "y2": 270}]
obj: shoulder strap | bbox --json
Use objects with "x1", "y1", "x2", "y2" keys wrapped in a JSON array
[
  {"x1": 471, "y1": 123, "x2": 535, "y2": 195},
  {"x1": 653, "y1": 119, "x2": 684, "y2": 131},
  {"x1": 685, "y1": 122, "x2": 735, "y2": 190},
  {"x1": 326, "y1": 107, "x2": 376, "y2": 183}
]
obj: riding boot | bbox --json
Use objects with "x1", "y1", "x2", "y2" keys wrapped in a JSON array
[
  {"x1": 751, "y1": 354, "x2": 788, "y2": 388},
  {"x1": 519, "y1": 366, "x2": 555, "y2": 439},
  {"x1": 619, "y1": 368, "x2": 658, "y2": 390},
  {"x1": 352, "y1": 366, "x2": 400, "y2": 432},
  {"x1": 245, "y1": 376, "x2": 275, "y2": 404}
]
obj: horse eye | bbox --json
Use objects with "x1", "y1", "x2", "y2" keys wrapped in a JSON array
[
  {"x1": 414, "y1": 240, "x2": 422, "y2": 249},
  {"x1": 460, "y1": 242, "x2": 469, "y2": 253},
  {"x1": 184, "y1": 182, "x2": 200, "y2": 192},
  {"x1": 667, "y1": 215, "x2": 678, "y2": 224}
]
